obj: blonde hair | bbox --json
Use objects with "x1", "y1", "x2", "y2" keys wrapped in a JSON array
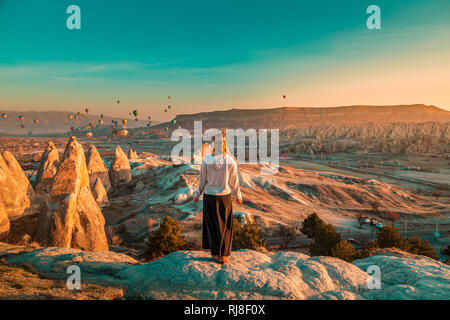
[{"x1": 201, "y1": 135, "x2": 230, "y2": 160}]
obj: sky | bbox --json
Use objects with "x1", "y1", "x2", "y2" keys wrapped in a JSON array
[{"x1": 0, "y1": 0, "x2": 449, "y2": 121}]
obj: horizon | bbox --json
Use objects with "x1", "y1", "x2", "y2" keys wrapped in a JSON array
[{"x1": 1, "y1": 0, "x2": 449, "y2": 121}]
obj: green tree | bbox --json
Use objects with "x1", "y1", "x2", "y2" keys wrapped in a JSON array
[
  {"x1": 233, "y1": 219, "x2": 263, "y2": 250},
  {"x1": 300, "y1": 213, "x2": 325, "y2": 238},
  {"x1": 357, "y1": 214, "x2": 364, "y2": 229},
  {"x1": 356, "y1": 240, "x2": 379, "y2": 259},
  {"x1": 310, "y1": 223, "x2": 342, "y2": 256},
  {"x1": 147, "y1": 216, "x2": 188, "y2": 259},
  {"x1": 376, "y1": 223, "x2": 409, "y2": 249},
  {"x1": 407, "y1": 235, "x2": 439, "y2": 260},
  {"x1": 332, "y1": 241, "x2": 357, "y2": 262},
  {"x1": 278, "y1": 223, "x2": 300, "y2": 249}
]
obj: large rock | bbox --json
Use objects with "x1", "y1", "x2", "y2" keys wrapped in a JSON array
[
  {"x1": 3, "y1": 247, "x2": 449, "y2": 300},
  {"x1": 92, "y1": 177, "x2": 109, "y2": 208},
  {"x1": 0, "y1": 152, "x2": 34, "y2": 218},
  {"x1": 0, "y1": 204, "x2": 10, "y2": 240},
  {"x1": 33, "y1": 141, "x2": 60, "y2": 195},
  {"x1": 128, "y1": 148, "x2": 138, "y2": 160},
  {"x1": 34, "y1": 137, "x2": 109, "y2": 252},
  {"x1": 86, "y1": 145, "x2": 111, "y2": 192},
  {"x1": 109, "y1": 146, "x2": 132, "y2": 186}
]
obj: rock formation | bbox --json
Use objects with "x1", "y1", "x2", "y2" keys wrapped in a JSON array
[
  {"x1": 33, "y1": 141, "x2": 60, "y2": 195},
  {"x1": 109, "y1": 146, "x2": 132, "y2": 186},
  {"x1": 34, "y1": 137, "x2": 109, "y2": 252},
  {"x1": 86, "y1": 145, "x2": 111, "y2": 191},
  {"x1": 128, "y1": 148, "x2": 138, "y2": 160},
  {"x1": 0, "y1": 152, "x2": 34, "y2": 219},
  {"x1": 0, "y1": 204, "x2": 10, "y2": 240},
  {"x1": 2, "y1": 246, "x2": 449, "y2": 300},
  {"x1": 92, "y1": 177, "x2": 109, "y2": 208}
]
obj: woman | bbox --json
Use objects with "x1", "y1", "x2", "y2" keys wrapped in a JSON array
[{"x1": 193, "y1": 135, "x2": 242, "y2": 265}]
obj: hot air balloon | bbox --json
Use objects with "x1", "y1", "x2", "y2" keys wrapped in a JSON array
[
  {"x1": 168, "y1": 105, "x2": 172, "y2": 110},
  {"x1": 283, "y1": 95, "x2": 287, "y2": 99},
  {"x1": 85, "y1": 108, "x2": 89, "y2": 114},
  {"x1": 168, "y1": 96, "x2": 171, "y2": 100},
  {"x1": 164, "y1": 109, "x2": 168, "y2": 113},
  {"x1": 171, "y1": 119, "x2": 176, "y2": 125},
  {"x1": 70, "y1": 126, "x2": 75, "y2": 132},
  {"x1": 1, "y1": 113, "x2": 7, "y2": 119},
  {"x1": 18, "y1": 115, "x2": 24, "y2": 121},
  {"x1": 135, "y1": 118, "x2": 138, "y2": 122},
  {"x1": 100, "y1": 114, "x2": 104, "y2": 118},
  {"x1": 122, "y1": 119, "x2": 128, "y2": 125},
  {"x1": 77, "y1": 112, "x2": 81, "y2": 116},
  {"x1": 117, "y1": 99, "x2": 120, "y2": 104},
  {"x1": 146, "y1": 124, "x2": 151, "y2": 127},
  {"x1": 33, "y1": 119, "x2": 39, "y2": 124},
  {"x1": 120, "y1": 129, "x2": 128, "y2": 137},
  {"x1": 147, "y1": 116, "x2": 151, "y2": 120},
  {"x1": 99, "y1": 120, "x2": 104, "y2": 125},
  {"x1": 86, "y1": 132, "x2": 93, "y2": 138},
  {"x1": 133, "y1": 110, "x2": 138, "y2": 117},
  {"x1": 69, "y1": 114, "x2": 74, "y2": 120}
]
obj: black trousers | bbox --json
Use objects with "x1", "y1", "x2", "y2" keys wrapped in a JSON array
[{"x1": 202, "y1": 194, "x2": 233, "y2": 258}]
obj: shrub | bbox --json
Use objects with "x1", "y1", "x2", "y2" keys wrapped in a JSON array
[
  {"x1": 147, "y1": 216, "x2": 188, "y2": 259},
  {"x1": 376, "y1": 223, "x2": 409, "y2": 249},
  {"x1": 233, "y1": 219, "x2": 263, "y2": 250},
  {"x1": 357, "y1": 214, "x2": 364, "y2": 229},
  {"x1": 278, "y1": 223, "x2": 300, "y2": 249},
  {"x1": 310, "y1": 222, "x2": 342, "y2": 256},
  {"x1": 370, "y1": 201, "x2": 380, "y2": 213},
  {"x1": 300, "y1": 213, "x2": 325, "y2": 238},
  {"x1": 407, "y1": 235, "x2": 439, "y2": 260},
  {"x1": 331, "y1": 241, "x2": 357, "y2": 262},
  {"x1": 356, "y1": 240, "x2": 379, "y2": 259},
  {"x1": 443, "y1": 245, "x2": 450, "y2": 256}
]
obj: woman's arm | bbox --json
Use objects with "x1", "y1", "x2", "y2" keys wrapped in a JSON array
[
  {"x1": 229, "y1": 160, "x2": 242, "y2": 202},
  {"x1": 193, "y1": 161, "x2": 207, "y2": 199}
]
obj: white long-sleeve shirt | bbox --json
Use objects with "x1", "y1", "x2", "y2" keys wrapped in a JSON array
[{"x1": 194, "y1": 153, "x2": 242, "y2": 200}]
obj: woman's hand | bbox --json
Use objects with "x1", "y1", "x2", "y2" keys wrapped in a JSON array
[{"x1": 193, "y1": 197, "x2": 198, "y2": 203}]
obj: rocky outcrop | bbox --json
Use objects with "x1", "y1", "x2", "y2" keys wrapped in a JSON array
[
  {"x1": 128, "y1": 148, "x2": 138, "y2": 160},
  {"x1": 86, "y1": 145, "x2": 111, "y2": 191},
  {"x1": 2, "y1": 245, "x2": 449, "y2": 300},
  {"x1": 92, "y1": 178, "x2": 109, "y2": 208},
  {"x1": 109, "y1": 146, "x2": 132, "y2": 186},
  {"x1": 33, "y1": 141, "x2": 60, "y2": 195},
  {"x1": 34, "y1": 137, "x2": 108, "y2": 252},
  {"x1": 0, "y1": 152, "x2": 34, "y2": 219},
  {"x1": 281, "y1": 122, "x2": 450, "y2": 155},
  {"x1": 0, "y1": 205, "x2": 10, "y2": 240}
]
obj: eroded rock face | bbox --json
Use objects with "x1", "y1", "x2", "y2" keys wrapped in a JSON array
[
  {"x1": 92, "y1": 177, "x2": 109, "y2": 208},
  {"x1": 0, "y1": 152, "x2": 34, "y2": 218},
  {"x1": 0, "y1": 204, "x2": 10, "y2": 240},
  {"x1": 86, "y1": 145, "x2": 111, "y2": 192},
  {"x1": 3, "y1": 247, "x2": 448, "y2": 300},
  {"x1": 34, "y1": 137, "x2": 108, "y2": 252},
  {"x1": 33, "y1": 141, "x2": 60, "y2": 195},
  {"x1": 128, "y1": 148, "x2": 138, "y2": 160},
  {"x1": 109, "y1": 146, "x2": 132, "y2": 186}
]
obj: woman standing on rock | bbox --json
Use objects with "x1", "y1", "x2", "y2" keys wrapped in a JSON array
[{"x1": 193, "y1": 134, "x2": 242, "y2": 265}]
